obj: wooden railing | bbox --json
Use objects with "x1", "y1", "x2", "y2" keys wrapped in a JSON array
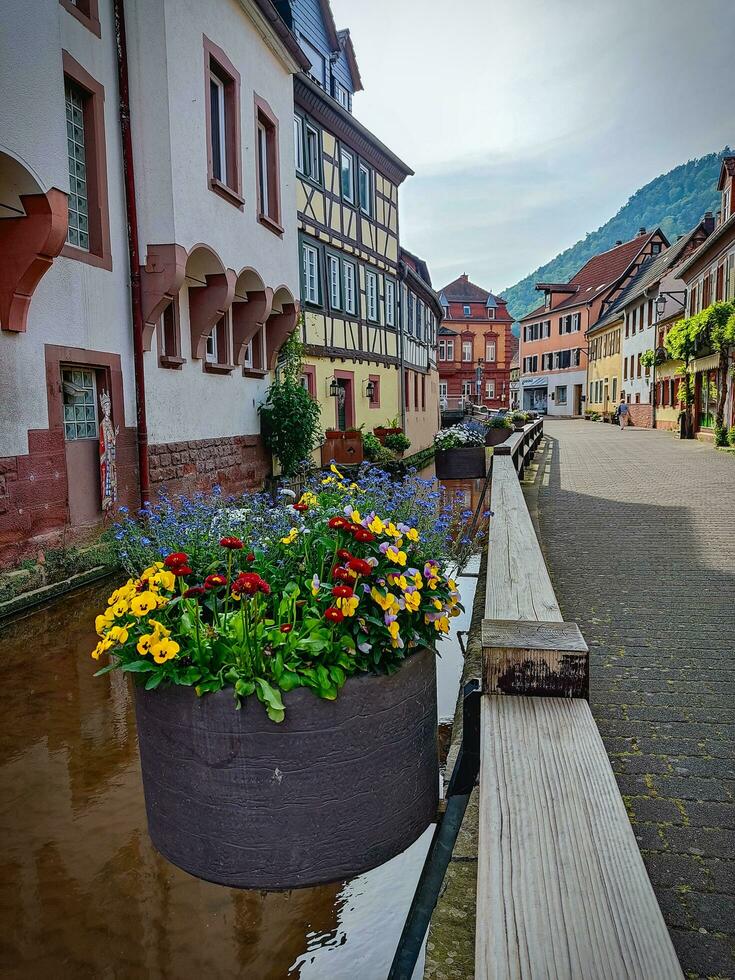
[{"x1": 476, "y1": 427, "x2": 682, "y2": 979}]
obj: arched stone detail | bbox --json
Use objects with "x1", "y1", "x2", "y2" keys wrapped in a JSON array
[
  {"x1": 0, "y1": 189, "x2": 68, "y2": 332},
  {"x1": 140, "y1": 244, "x2": 188, "y2": 351},
  {"x1": 188, "y1": 270, "x2": 236, "y2": 360},
  {"x1": 232, "y1": 287, "x2": 273, "y2": 366},
  {"x1": 266, "y1": 302, "x2": 299, "y2": 368}
]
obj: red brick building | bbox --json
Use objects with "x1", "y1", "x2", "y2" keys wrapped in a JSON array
[{"x1": 437, "y1": 275, "x2": 515, "y2": 410}]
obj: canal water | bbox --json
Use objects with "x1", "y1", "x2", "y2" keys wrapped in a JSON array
[{"x1": 0, "y1": 473, "x2": 487, "y2": 979}]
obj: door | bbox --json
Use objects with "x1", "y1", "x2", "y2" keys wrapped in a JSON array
[
  {"x1": 574, "y1": 384, "x2": 583, "y2": 416},
  {"x1": 336, "y1": 379, "x2": 347, "y2": 430},
  {"x1": 62, "y1": 366, "x2": 102, "y2": 525}
]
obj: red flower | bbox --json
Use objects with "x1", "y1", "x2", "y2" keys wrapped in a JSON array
[
  {"x1": 347, "y1": 557, "x2": 372, "y2": 576},
  {"x1": 163, "y1": 552, "x2": 189, "y2": 569},
  {"x1": 183, "y1": 586, "x2": 206, "y2": 598},
  {"x1": 347, "y1": 523, "x2": 363, "y2": 535},
  {"x1": 353, "y1": 529, "x2": 375, "y2": 543},
  {"x1": 332, "y1": 585, "x2": 354, "y2": 598},
  {"x1": 280, "y1": 624, "x2": 293, "y2": 633},
  {"x1": 337, "y1": 548, "x2": 353, "y2": 561},
  {"x1": 325, "y1": 606, "x2": 344, "y2": 623},
  {"x1": 332, "y1": 565, "x2": 357, "y2": 581},
  {"x1": 246, "y1": 552, "x2": 255, "y2": 562},
  {"x1": 174, "y1": 565, "x2": 193, "y2": 577},
  {"x1": 293, "y1": 503, "x2": 308, "y2": 512},
  {"x1": 220, "y1": 536, "x2": 244, "y2": 550},
  {"x1": 328, "y1": 516, "x2": 348, "y2": 530},
  {"x1": 258, "y1": 580, "x2": 271, "y2": 595},
  {"x1": 204, "y1": 574, "x2": 227, "y2": 590},
  {"x1": 232, "y1": 572, "x2": 261, "y2": 595}
]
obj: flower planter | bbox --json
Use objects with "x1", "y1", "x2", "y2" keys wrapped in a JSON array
[
  {"x1": 373, "y1": 426, "x2": 402, "y2": 446},
  {"x1": 320, "y1": 431, "x2": 364, "y2": 467},
  {"x1": 134, "y1": 647, "x2": 438, "y2": 889},
  {"x1": 485, "y1": 427, "x2": 512, "y2": 447},
  {"x1": 435, "y1": 446, "x2": 486, "y2": 479}
]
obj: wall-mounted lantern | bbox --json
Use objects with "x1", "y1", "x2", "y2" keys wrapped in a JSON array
[
  {"x1": 329, "y1": 377, "x2": 339, "y2": 397},
  {"x1": 364, "y1": 379, "x2": 376, "y2": 400}
]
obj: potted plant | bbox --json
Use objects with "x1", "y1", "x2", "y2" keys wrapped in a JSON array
[
  {"x1": 384, "y1": 431, "x2": 411, "y2": 457},
  {"x1": 434, "y1": 421, "x2": 487, "y2": 478},
  {"x1": 510, "y1": 410, "x2": 529, "y2": 432},
  {"x1": 374, "y1": 416, "x2": 403, "y2": 445},
  {"x1": 94, "y1": 467, "x2": 478, "y2": 889},
  {"x1": 485, "y1": 414, "x2": 513, "y2": 446}
]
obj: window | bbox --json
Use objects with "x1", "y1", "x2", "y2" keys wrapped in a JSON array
[
  {"x1": 555, "y1": 385, "x2": 567, "y2": 405},
  {"x1": 340, "y1": 147, "x2": 355, "y2": 204},
  {"x1": 406, "y1": 290, "x2": 414, "y2": 335},
  {"x1": 439, "y1": 381, "x2": 448, "y2": 401},
  {"x1": 416, "y1": 300, "x2": 424, "y2": 340},
  {"x1": 612, "y1": 377, "x2": 617, "y2": 401},
  {"x1": 369, "y1": 375, "x2": 380, "y2": 408},
  {"x1": 300, "y1": 36, "x2": 326, "y2": 87},
  {"x1": 358, "y1": 163, "x2": 372, "y2": 215},
  {"x1": 62, "y1": 367, "x2": 98, "y2": 440},
  {"x1": 421, "y1": 375, "x2": 426, "y2": 411},
  {"x1": 59, "y1": 0, "x2": 101, "y2": 36},
  {"x1": 328, "y1": 254, "x2": 341, "y2": 310},
  {"x1": 65, "y1": 81, "x2": 89, "y2": 250},
  {"x1": 343, "y1": 261, "x2": 357, "y2": 314},
  {"x1": 404, "y1": 370, "x2": 411, "y2": 409},
  {"x1": 637, "y1": 353, "x2": 642, "y2": 378},
  {"x1": 486, "y1": 380, "x2": 495, "y2": 399},
  {"x1": 385, "y1": 279, "x2": 395, "y2": 327},
  {"x1": 255, "y1": 99, "x2": 281, "y2": 230},
  {"x1": 446, "y1": 340, "x2": 454, "y2": 360},
  {"x1": 335, "y1": 83, "x2": 350, "y2": 110},
  {"x1": 61, "y1": 54, "x2": 111, "y2": 268},
  {"x1": 293, "y1": 115, "x2": 304, "y2": 173},
  {"x1": 366, "y1": 270, "x2": 378, "y2": 321},
  {"x1": 206, "y1": 313, "x2": 230, "y2": 367},
  {"x1": 485, "y1": 341, "x2": 496, "y2": 361},
  {"x1": 438, "y1": 340, "x2": 446, "y2": 361},
  {"x1": 305, "y1": 123, "x2": 321, "y2": 182},
  {"x1": 302, "y1": 242, "x2": 320, "y2": 305},
  {"x1": 205, "y1": 39, "x2": 242, "y2": 206},
  {"x1": 463, "y1": 305, "x2": 471, "y2": 317},
  {"x1": 243, "y1": 326, "x2": 265, "y2": 371},
  {"x1": 487, "y1": 307, "x2": 495, "y2": 319},
  {"x1": 159, "y1": 301, "x2": 182, "y2": 366},
  {"x1": 462, "y1": 381, "x2": 473, "y2": 400},
  {"x1": 462, "y1": 340, "x2": 472, "y2": 361}
]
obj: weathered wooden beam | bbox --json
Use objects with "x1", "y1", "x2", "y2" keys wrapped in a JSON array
[{"x1": 482, "y1": 618, "x2": 589, "y2": 698}]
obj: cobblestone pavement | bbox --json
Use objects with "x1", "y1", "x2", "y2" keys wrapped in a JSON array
[{"x1": 536, "y1": 420, "x2": 735, "y2": 980}]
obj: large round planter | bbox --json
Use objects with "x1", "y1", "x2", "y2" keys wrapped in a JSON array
[
  {"x1": 134, "y1": 647, "x2": 438, "y2": 890},
  {"x1": 435, "y1": 446, "x2": 486, "y2": 479},
  {"x1": 485, "y1": 426, "x2": 512, "y2": 447}
]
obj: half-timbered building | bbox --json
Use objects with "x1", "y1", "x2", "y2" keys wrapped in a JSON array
[
  {"x1": 278, "y1": 0, "x2": 420, "y2": 441},
  {"x1": 399, "y1": 248, "x2": 442, "y2": 452}
]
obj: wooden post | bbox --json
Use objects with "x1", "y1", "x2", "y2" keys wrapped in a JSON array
[{"x1": 482, "y1": 618, "x2": 589, "y2": 699}]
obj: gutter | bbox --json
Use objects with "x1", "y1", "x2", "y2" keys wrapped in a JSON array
[
  {"x1": 397, "y1": 264, "x2": 407, "y2": 431},
  {"x1": 113, "y1": 0, "x2": 150, "y2": 504}
]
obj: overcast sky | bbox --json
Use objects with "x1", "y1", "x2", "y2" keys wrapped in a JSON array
[{"x1": 329, "y1": 0, "x2": 734, "y2": 294}]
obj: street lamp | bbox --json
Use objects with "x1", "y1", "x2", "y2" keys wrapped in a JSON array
[{"x1": 329, "y1": 377, "x2": 339, "y2": 397}]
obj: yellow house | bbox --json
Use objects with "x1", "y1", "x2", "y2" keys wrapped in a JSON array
[{"x1": 586, "y1": 314, "x2": 622, "y2": 419}]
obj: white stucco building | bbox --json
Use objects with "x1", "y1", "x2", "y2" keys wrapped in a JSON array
[{"x1": 0, "y1": 0, "x2": 307, "y2": 566}]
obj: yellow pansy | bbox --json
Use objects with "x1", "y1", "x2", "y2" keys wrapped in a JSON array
[
  {"x1": 368, "y1": 515, "x2": 385, "y2": 535},
  {"x1": 336, "y1": 595, "x2": 360, "y2": 617},
  {"x1": 434, "y1": 616, "x2": 450, "y2": 634},
  {"x1": 450, "y1": 607, "x2": 462, "y2": 618},
  {"x1": 387, "y1": 573, "x2": 408, "y2": 591},
  {"x1": 148, "y1": 619, "x2": 170, "y2": 637},
  {"x1": 411, "y1": 571, "x2": 423, "y2": 590},
  {"x1": 347, "y1": 508, "x2": 362, "y2": 524},
  {"x1": 95, "y1": 610, "x2": 115, "y2": 635},
  {"x1": 386, "y1": 546, "x2": 407, "y2": 567},
  {"x1": 151, "y1": 637, "x2": 180, "y2": 664},
  {"x1": 330, "y1": 464, "x2": 344, "y2": 479},
  {"x1": 299, "y1": 490, "x2": 318, "y2": 507},
  {"x1": 405, "y1": 528, "x2": 420, "y2": 543},
  {"x1": 107, "y1": 624, "x2": 130, "y2": 645},
  {"x1": 152, "y1": 569, "x2": 176, "y2": 592},
  {"x1": 321, "y1": 476, "x2": 334, "y2": 486},
  {"x1": 371, "y1": 587, "x2": 395, "y2": 612},
  {"x1": 91, "y1": 637, "x2": 114, "y2": 660},
  {"x1": 281, "y1": 527, "x2": 299, "y2": 545},
  {"x1": 387, "y1": 620, "x2": 400, "y2": 640},
  {"x1": 137, "y1": 633, "x2": 155, "y2": 655},
  {"x1": 385, "y1": 522, "x2": 401, "y2": 539},
  {"x1": 433, "y1": 598, "x2": 443, "y2": 610},
  {"x1": 111, "y1": 598, "x2": 130, "y2": 618},
  {"x1": 404, "y1": 591, "x2": 421, "y2": 613},
  {"x1": 130, "y1": 591, "x2": 158, "y2": 617}
]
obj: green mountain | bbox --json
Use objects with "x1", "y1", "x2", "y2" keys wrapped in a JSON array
[{"x1": 502, "y1": 149, "x2": 728, "y2": 321}]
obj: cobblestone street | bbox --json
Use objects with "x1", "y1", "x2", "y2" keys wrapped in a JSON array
[{"x1": 535, "y1": 420, "x2": 735, "y2": 980}]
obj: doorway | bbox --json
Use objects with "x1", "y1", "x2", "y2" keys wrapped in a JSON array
[
  {"x1": 62, "y1": 365, "x2": 102, "y2": 525},
  {"x1": 574, "y1": 384, "x2": 583, "y2": 416}
]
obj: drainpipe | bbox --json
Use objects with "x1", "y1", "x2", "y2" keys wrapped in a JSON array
[
  {"x1": 397, "y1": 263, "x2": 407, "y2": 432},
  {"x1": 113, "y1": 0, "x2": 150, "y2": 504}
]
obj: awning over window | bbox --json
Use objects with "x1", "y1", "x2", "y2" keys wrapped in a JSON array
[
  {"x1": 521, "y1": 376, "x2": 548, "y2": 387},
  {"x1": 691, "y1": 353, "x2": 720, "y2": 374}
]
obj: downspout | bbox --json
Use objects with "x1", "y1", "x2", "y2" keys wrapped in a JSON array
[
  {"x1": 397, "y1": 262, "x2": 407, "y2": 431},
  {"x1": 113, "y1": 0, "x2": 150, "y2": 504}
]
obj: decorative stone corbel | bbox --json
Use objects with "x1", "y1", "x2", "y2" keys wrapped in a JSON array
[
  {"x1": 231, "y1": 288, "x2": 273, "y2": 365},
  {"x1": 140, "y1": 244, "x2": 188, "y2": 351},
  {"x1": 266, "y1": 302, "x2": 300, "y2": 368},
  {"x1": 188, "y1": 269, "x2": 236, "y2": 360}
]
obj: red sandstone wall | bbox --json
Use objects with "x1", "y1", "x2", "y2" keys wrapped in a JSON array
[
  {"x1": 148, "y1": 434, "x2": 271, "y2": 499},
  {"x1": 627, "y1": 404, "x2": 652, "y2": 427}
]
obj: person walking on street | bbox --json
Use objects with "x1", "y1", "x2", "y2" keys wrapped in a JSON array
[{"x1": 617, "y1": 397, "x2": 629, "y2": 431}]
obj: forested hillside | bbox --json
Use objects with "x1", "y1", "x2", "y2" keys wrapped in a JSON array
[{"x1": 502, "y1": 149, "x2": 728, "y2": 320}]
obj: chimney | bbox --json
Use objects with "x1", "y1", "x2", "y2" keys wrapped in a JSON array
[
  {"x1": 460, "y1": 273, "x2": 468, "y2": 281},
  {"x1": 638, "y1": 227, "x2": 646, "y2": 235},
  {"x1": 703, "y1": 211, "x2": 715, "y2": 234}
]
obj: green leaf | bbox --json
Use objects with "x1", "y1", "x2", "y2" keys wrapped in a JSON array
[
  {"x1": 235, "y1": 679, "x2": 256, "y2": 697},
  {"x1": 145, "y1": 672, "x2": 164, "y2": 690},
  {"x1": 255, "y1": 677, "x2": 285, "y2": 711},
  {"x1": 93, "y1": 662, "x2": 117, "y2": 676},
  {"x1": 277, "y1": 670, "x2": 302, "y2": 692},
  {"x1": 122, "y1": 660, "x2": 156, "y2": 673}
]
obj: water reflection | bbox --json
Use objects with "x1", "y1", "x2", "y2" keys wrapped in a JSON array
[{"x1": 0, "y1": 470, "x2": 480, "y2": 978}]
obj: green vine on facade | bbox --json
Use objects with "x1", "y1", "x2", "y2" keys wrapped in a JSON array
[
  {"x1": 259, "y1": 326, "x2": 322, "y2": 476},
  {"x1": 664, "y1": 300, "x2": 735, "y2": 442}
]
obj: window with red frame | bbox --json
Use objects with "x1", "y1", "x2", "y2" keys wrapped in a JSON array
[
  {"x1": 205, "y1": 38, "x2": 242, "y2": 206},
  {"x1": 255, "y1": 98, "x2": 282, "y2": 232}
]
